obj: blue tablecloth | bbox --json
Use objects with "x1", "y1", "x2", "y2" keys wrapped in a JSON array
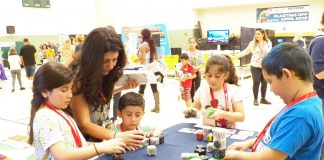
[{"x1": 96, "y1": 123, "x2": 257, "y2": 160}]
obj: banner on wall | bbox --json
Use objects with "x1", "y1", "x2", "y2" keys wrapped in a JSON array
[
  {"x1": 121, "y1": 24, "x2": 171, "y2": 57},
  {"x1": 256, "y1": 5, "x2": 309, "y2": 23}
]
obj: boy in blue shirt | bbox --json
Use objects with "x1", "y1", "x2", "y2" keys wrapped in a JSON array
[{"x1": 224, "y1": 42, "x2": 324, "y2": 160}]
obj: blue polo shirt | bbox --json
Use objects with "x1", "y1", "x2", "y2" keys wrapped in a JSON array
[{"x1": 256, "y1": 96, "x2": 324, "y2": 160}]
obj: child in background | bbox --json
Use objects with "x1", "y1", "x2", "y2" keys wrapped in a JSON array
[
  {"x1": 7, "y1": 48, "x2": 25, "y2": 92},
  {"x1": 185, "y1": 55, "x2": 244, "y2": 128},
  {"x1": 224, "y1": 42, "x2": 324, "y2": 160},
  {"x1": 113, "y1": 92, "x2": 160, "y2": 135},
  {"x1": 28, "y1": 62, "x2": 126, "y2": 160},
  {"x1": 179, "y1": 53, "x2": 196, "y2": 107}
]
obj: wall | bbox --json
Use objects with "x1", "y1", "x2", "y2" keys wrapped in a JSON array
[
  {"x1": 98, "y1": 0, "x2": 197, "y2": 32},
  {"x1": 0, "y1": 0, "x2": 96, "y2": 35},
  {"x1": 195, "y1": 0, "x2": 324, "y2": 36}
]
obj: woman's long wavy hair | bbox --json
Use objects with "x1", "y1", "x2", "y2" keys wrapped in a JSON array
[
  {"x1": 28, "y1": 62, "x2": 73, "y2": 145},
  {"x1": 141, "y1": 28, "x2": 157, "y2": 63},
  {"x1": 252, "y1": 28, "x2": 270, "y2": 48},
  {"x1": 72, "y1": 27, "x2": 126, "y2": 111}
]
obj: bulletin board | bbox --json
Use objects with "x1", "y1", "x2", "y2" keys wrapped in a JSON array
[{"x1": 22, "y1": 0, "x2": 50, "y2": 8}]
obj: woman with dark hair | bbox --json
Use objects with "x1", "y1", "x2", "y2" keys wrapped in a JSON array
[
  {"x1": 234, "y1": 28, "x2": 272, "y2": 106},
  {"x1": 137, "y1": 28, "x2": 162, "y2": 113},
  {"x1": 186, "y1": 37, "x2": 205, "y2": 102},
  {"x1": 69, "y1": 27, "x2": 143, "y2": 149}
]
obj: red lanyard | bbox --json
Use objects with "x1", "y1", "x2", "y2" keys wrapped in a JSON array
[
  {"x1": 209, "y1": 84, "x2": 228, "y2": 110},
  {"x1": 251, "y1": 91, "x2": 317, "y2": 152},
  {"x1": 119, "y1": 123, "x2": 138, "y2": 132},
  {"x1": 44, "y1": 102, "x2": 83, "y2": 148}
]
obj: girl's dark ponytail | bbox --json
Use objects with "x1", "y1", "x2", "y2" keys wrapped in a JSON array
[{"x1": 224, "y1": 55, "x2": 239, "y2": 85}]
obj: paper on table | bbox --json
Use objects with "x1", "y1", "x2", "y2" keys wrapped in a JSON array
[
  {"x1": 238, "y1": 130, "x2": 255, "y2": 137},
  {"x1": 230, "y1": 134, "x2": 249, "y2": 140},
  {"x1": 178, "y1": 128, "x2": 197, "y2": 133}
]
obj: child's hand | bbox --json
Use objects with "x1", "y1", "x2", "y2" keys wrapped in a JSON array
[
  {"x1": 208, "y1": 108, "x2": 224, "y2": 120},
  {"x1": 227, "y1": 141, "x2": 250, "y2": 151},
  {"x1": 180, "y1": 76, "x2": 187, "y2": 82},
  {"x1": 97, "y1": 139, "x2": 126, "y2": 154},
  {"x1": 224, "y1": 149, "x2": 241, "y2": 160},
  {"x1": 115, "y1": 130, "x2": 144, "y2": 151}
]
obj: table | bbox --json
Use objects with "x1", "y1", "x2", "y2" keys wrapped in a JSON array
[{"x1": 96, "y1": 123, "x2": 257, "y2": 160}]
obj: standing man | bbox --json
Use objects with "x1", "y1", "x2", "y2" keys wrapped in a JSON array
[
  {"x1": 309, "y1": 11, "x2": 324, "y2": 159},
  {"x1": 20, "y1": 38, "x2": 36, "y2": 80}
]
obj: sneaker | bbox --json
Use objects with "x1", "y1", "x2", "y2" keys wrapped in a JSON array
[
  {"x1": 253, "y1": 99, "x2": 259, "y2": 106},
  {"x1": 11, "y1": 89, "x2": 15, "y2": 92},
  {"x1": 20, "y1": 87, "x2": 25, "y2": 90},
  {"x1": 260, "y1": 98, "x2": 271, "y2": 105}
]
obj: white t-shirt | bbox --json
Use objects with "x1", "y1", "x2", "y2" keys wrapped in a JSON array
[
  {"x1": 33, "y1": 107, "x2": 87, "y2": 160},
  {"x1": 194, "y1": 83, "x2": 244, "y2": 127},
  {"x1": 8, "y1": 55, "x2": 21, "y2": 70}
]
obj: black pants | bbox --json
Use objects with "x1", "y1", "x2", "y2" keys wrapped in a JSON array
[
  {"x1": 154, "y1": 71, "x2": 164, "y2": 83},
  {"x1": 191, "y1": 71, "x2": 201, "y2": 101},
  {"x1": 251, "y1": 66, "x2": 267, "y2": 100},
  {"x1": 139, "y1": 72, "x2": 161, "y2": 94}
]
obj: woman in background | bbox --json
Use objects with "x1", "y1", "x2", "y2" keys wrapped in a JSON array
[
  {"x1": 137, "y1": 28, "x2": 161, "y2": 113},
  {"x1": 234, "y1": 28, "x2": 272, "y2": 106},
  {"x1": 60, "y1": 39, "x2": 74, "y2": 66},
  {"x1": 8, "y1": 48, "x2": 25, "y2": 92}
]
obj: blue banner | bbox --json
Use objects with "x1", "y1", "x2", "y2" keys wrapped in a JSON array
[
  {"x1": 121, "y1": 24, "x2": 171, "y2": 56},
  {"x1": 256, "y1": 5, "x2": 309, "y2": 23},
  {"x1": 146, "y1": 24, "x2": 171, "y2": 56}
]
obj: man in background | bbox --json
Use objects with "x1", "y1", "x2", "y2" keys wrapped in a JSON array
[
  {"x1": 308, "y1": 10, "x2": 324, "y2": 159},
  {"x1": 20, "y1": 38, "x2": 36, "y2": 80}
]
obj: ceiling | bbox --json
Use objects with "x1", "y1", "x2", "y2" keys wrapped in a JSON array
[{"x1": 191, "y1": 0, "x2": 294, "y2": 9}]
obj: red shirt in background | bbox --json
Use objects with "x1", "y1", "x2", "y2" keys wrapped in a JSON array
[{"x1": 180, "y1": 64, "x2": 195, "y2": 88}]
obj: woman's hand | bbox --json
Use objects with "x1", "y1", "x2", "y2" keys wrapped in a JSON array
[
  {"x1": 115, "y1": 130, "x2": 144, "y2": 151},
  {"x1": 123, "y1": 79, "x2": 139, "y2": 90},
  {"x1": 97, "y1": 139, "x2": 126, "y2": 154}
]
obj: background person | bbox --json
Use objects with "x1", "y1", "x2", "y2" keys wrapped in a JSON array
[
  {"x1": 20, "y1": 38, "x2": 36, "y2": 80},
  {"x1": 308, "y1": 10, "x2": 324, "y2": 159},
  {"x1": 137, "y1": 28, "x2": 161, "y2": 113},
  {"x1": 185, "y1": 37, "x2": 205, "y2": 102},
  {"x1": 7, "y1": 48, "x2": 25, "y2": 92},
  {"x1": 234, "y1": 28, "x2": 272, "y2": 106}
]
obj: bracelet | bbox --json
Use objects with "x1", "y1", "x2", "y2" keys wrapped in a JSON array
[
  {"x1": 114, "y1": 131, "x2": 117, "y2": 138},
  {"x1": 93, "y1": 143, "x2": 99, "y2": 155}
]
